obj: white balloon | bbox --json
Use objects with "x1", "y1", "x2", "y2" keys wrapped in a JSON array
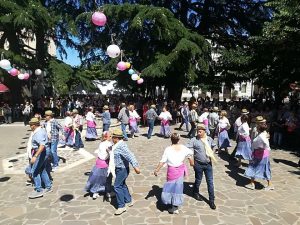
[
  {"x1": 106, "y1": 44, "x2": 121, "y2": 58},
  {"x1": 18, "y1": 73, "x2": 25, "y2": 80},
  {"x1": 0, "y1": 59, "x2": 11, "y2": 69},
  {"x1": 131, "y1": 73, "x2": 139, "y2": 81},
  {"x1": 35, "y1": 69, "x2": 42, "y2": 75}
]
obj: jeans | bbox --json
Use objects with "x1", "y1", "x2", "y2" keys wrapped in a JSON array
[
  {"x1": 193, "y1": 161, "x2": 215, "y2": 202},
  {"x1": 103, "y1": 124, "x2": 110, "y2": 132},
  {"x1": 121, "y1": 123, "x2": 128, "y2": 140},
  {"x1": 273, "y1": 132, "x2": 282, "y2": 146},
  {"x1": 147, "y1": 119, "x2": 155, "y2": 139},
  {"x1": 179, "y1": 117, "x2": 189, "y2": 131},
  {"x1": 50, "y1": 140, "x2": 59, "y2": 167},
  {"x1": 74, "y1": 130, "x2": 84, "y2": 148},
  {"x1": 188, "y1": 122, "x2": 196, "y2": 138},
  {"x1": 114, "y1": 167, "x2": 132, "y2": 208},
  {"x1": 31, "y1": 150, "x2": 52, "y2": 192},
  {"x1": 4, "y1": 113, "x2": 12, "y2": 123}
]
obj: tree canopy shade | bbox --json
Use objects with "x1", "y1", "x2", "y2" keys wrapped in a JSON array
[
  {"x1": 77, "y1": 4, "x2": 211, "y2": 100},
  {"x1": 216, "y1": 0, "x2": 300, "y2": 102}
]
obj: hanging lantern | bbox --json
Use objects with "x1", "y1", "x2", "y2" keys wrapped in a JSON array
[
  {"x1": 137, "y1": 78, "x2": 144, "y2": 84},
  {"x1": 9, "y1": 68, "x2": 19, "y2": 76},
  {"x1": 125, "y1": 62, "x2": 131, "y2": 69},
  {"x1": 128, "y1": 69, "x2": 135, "y2": 75},
  {"x1": 91, "y1": 12, "x2": 107, "y2": 26},
  {"x1": 131, "y1": 74, "x2": 139, "y2": 81},
  {"x1": 106, "y1": 44, "x2": 121, "y2": 58},
  {"x1": 23, "y1": 73, "x2": 30, "y2": 80},
  {"x1": 35, "y1": 69, "x2": 42, "y2": 75},
  {"x1": 0, "y1": 59, "x2": 11, "y2": 69},
  {"x1": 117, "y1": 61, "x2": 127, "y2": 71},
  {"x1": 18, "y1": 73, "x2": 25, "y2": 80}
]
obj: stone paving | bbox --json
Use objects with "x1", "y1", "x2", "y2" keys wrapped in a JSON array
[{"x1": 0, "y1": 123, "x2": 300, "y2": 225}]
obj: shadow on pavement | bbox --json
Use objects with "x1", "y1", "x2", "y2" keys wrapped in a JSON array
[
  {"x1": 0, "y1": 177, "x2": 10, "y2": 182},
  {"x1": 60, "y1": 194, "x2": 74, "y2": 202},
  {"x1": 145, "y1": 185, "x2": 167, "y2": 212},
  {"x1": 273, "y1": 158, "x2": 299, "y2": 168}
]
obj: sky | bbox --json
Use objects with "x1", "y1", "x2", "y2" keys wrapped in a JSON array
[{"x1": 57, "y1": 41, "x2": 81, "y2": 67}]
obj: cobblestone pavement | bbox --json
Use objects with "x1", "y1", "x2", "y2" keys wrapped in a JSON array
[{"x1": 0, "y1": 123, "x2": 300, "y2": 225}]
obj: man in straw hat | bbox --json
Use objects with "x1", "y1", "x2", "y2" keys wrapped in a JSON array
[
  {"x1": 27, "y1": 117, "x2": 52, "y2": 199},
  {"x1": 145, "y1": 104, "x2": 159, "y2": 139},
  {"x1": 186, "y1": 124, "x2": 217, "y2": 210},
  {"x1": 102, "y1": 105, "x2": 111, "y2": 132},
  {"x1": 111, "y1": 128, "x2": 141, "y2": 215},
  {"x1": 43, "y1": 110, "x2": 62, "y2": 172}
]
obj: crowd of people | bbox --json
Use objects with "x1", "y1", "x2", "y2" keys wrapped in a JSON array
[{"x1": 8, "y1": 94, "x2": 300, "y2": 215}]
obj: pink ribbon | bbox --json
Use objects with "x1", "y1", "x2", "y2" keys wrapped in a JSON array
[{"x1": 95, "y1": 158, "x2": 109, "y2": 168}]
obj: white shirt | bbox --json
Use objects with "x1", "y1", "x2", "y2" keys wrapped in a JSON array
[
  {"x1": 86, "y1": 111, "x2": 95, "y2": 121},
  {"x1": 234, "y1": 117, "x2": 242, "y2": 132},
  {"x1": 64, "y1": 116, "x2": 73, "y2": 127},
  {"x1": 252, "y1": 131, "x2": 270, "y2": 151},
  {"x1": 199, "y1": 112, "x2": 209, "y2": 122},
  {"x1": 238, "y1": 122, "x2": 250, "y2": 136},
  {"x1": 95, "y1": 140, "x2": 113, "y2": 160},
  {"x1": 160, "y1": 145, "x2": 193, "y2": 167},
  {"x1": 129, "y1": 110, "x2": 140, "y2": 119},
  {"x1": 159, "y1": 111, "x2": 172, "y2": 120},
  {"x1": 218, "y1": 117, "x2": 230, "y2": 129}
]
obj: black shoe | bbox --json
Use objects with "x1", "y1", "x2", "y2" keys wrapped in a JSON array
[
  {"x1": 209, "y1": 201, "x2": 216, "y2": 210},
  {"x1": 193, "y1": 193, "x2": 203, "y2": 201}
]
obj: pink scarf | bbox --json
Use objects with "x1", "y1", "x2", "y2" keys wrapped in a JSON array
[
  {"x1": 87, "y1": 120, "x2": 96, "y2": 128},
  {"x1": 161, "y1": 119, "x2": 170, "y2": 126},
  {"x1": 167, "y1": 164, "x2": 188, "y2": 182},
  {"x1": 95, "y1": 158, "x2": 109, "y2": 168},
  {"x1": 252, "y1": 148, "x2": 270, "y2": 159}
]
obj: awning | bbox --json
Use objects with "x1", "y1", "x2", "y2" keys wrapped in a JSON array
[{"x1": 0, "y1": 83, "x2": 9, "y2": 93}]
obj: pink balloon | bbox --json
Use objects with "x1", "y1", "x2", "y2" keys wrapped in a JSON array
[
  {"x1": 9, "y1": 68, "x2": 19, "y2": 76},
  {"x1": 137, "y1": 78, "x2": 144, "y2": 84},
  {"x1": 117, "y1": 61, "x2": 127, "y2": 71},
  {"x1": 23, "y1": 73, "x2": 30, "y2": 80},
  {"x1": 92, "y1": 12, "x2": 107, "y2": 26}
]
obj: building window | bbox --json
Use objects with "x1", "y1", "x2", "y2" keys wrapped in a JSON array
[{"x1": 241, "y1": 84, "x2": 247, "y2": 93}]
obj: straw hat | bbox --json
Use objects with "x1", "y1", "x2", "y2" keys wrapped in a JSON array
[
  {"x1": 213, "y1": 107, "x2": 219, "y2": 112},
  {"x1": 150, "y1": 104, "x2": 156, "y2": 109},
  {"x1": 241, "y1": 109, "x2": 249, "y2": 115},
  {"x1": 29, "y1": 117, "x2": 40, "y2": 125},
  {"x1": 196, "y1": 123, "x2": 206, "y2": 130},
  {"x1": 112, "y1": 128, "x2": 124, "y2": 138},
  {"x1": 72, "y1": 109, "x2": 78, "y2": 114},
  {"x1": 255, "y1": 116, "x2": 266, "y2": 123},
  {"x1": 103, "y1": 105, "x2": 109, "y2": 110},
  {"x1": 44, "y1": 110, "x2": 54, "y2": 116}
]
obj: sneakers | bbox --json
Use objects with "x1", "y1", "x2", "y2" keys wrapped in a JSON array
[
  {"x1": 28, "y1": 190, "x2": 43, "y2": 199},
  {"x1": 115, "y1": 207, "x2": 126, "y2": 215},
  {"x1": 245, "y1": 183, "x2": 255, "y2": 190},
  {"x1": 92, "y1": 193, "x2": 100, "y2": 199},
  {"x1": 43, "y1": 188, "x2": 53, "y2": 194},
  {"x1": 25, "y1": 180, "x2": 33, "y2": 186},
  {"x1": 126, "y1": 201, "x2": 133, "y2": 207},
  {"x1": 168, "y1": 206, "x2": 179, "y2": 214},
  {"x1": 264, "y1": 185, "x2": 275, "y2": 191}
]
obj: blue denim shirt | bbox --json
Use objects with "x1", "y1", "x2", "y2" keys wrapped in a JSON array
[
  {"x1": 32, "y1": 127, "x2": 49, "y2": 150},
  {"x1": 114, "y1": 141, "x2": 139, "y2": 168},
  {"x1": 102, "y1": 111, "x2": 111, "y2": 125},
  {"x1": 186, "y1": 136, "x2": 215, "y2": 163}
]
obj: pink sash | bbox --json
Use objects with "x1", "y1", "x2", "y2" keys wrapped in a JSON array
[
  {"x1": 129, "y1": 118, "x2": 137, "y2": 126},
  {"x1": 95, "y1": 158, "x2": 109, "y2": 168},
  {"x1": 239, "y1": 135, "x2": 251, "y2": 142},
  {"x1": 167, "y1": 164, "x2": 187, "y2": 182},
  {"x1": 203, "y1": 119, "x2": 208, "y2": 126},
  {"x1": 161, "y1": 119, "x2": 170, "y2": 126},
  {"x1": 220, "y1": 128, "x2": 227, "y2": 132},
  {"x1": 252, "y1": 148, "x2": 270, "y2": 159},
  {"x1": 87, "y1": 120, "x2": 96, "y2": 128}
]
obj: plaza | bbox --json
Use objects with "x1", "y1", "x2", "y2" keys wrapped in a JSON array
[{"x1": 0, "y1": 122, "x2": 299, "y2": 225}]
